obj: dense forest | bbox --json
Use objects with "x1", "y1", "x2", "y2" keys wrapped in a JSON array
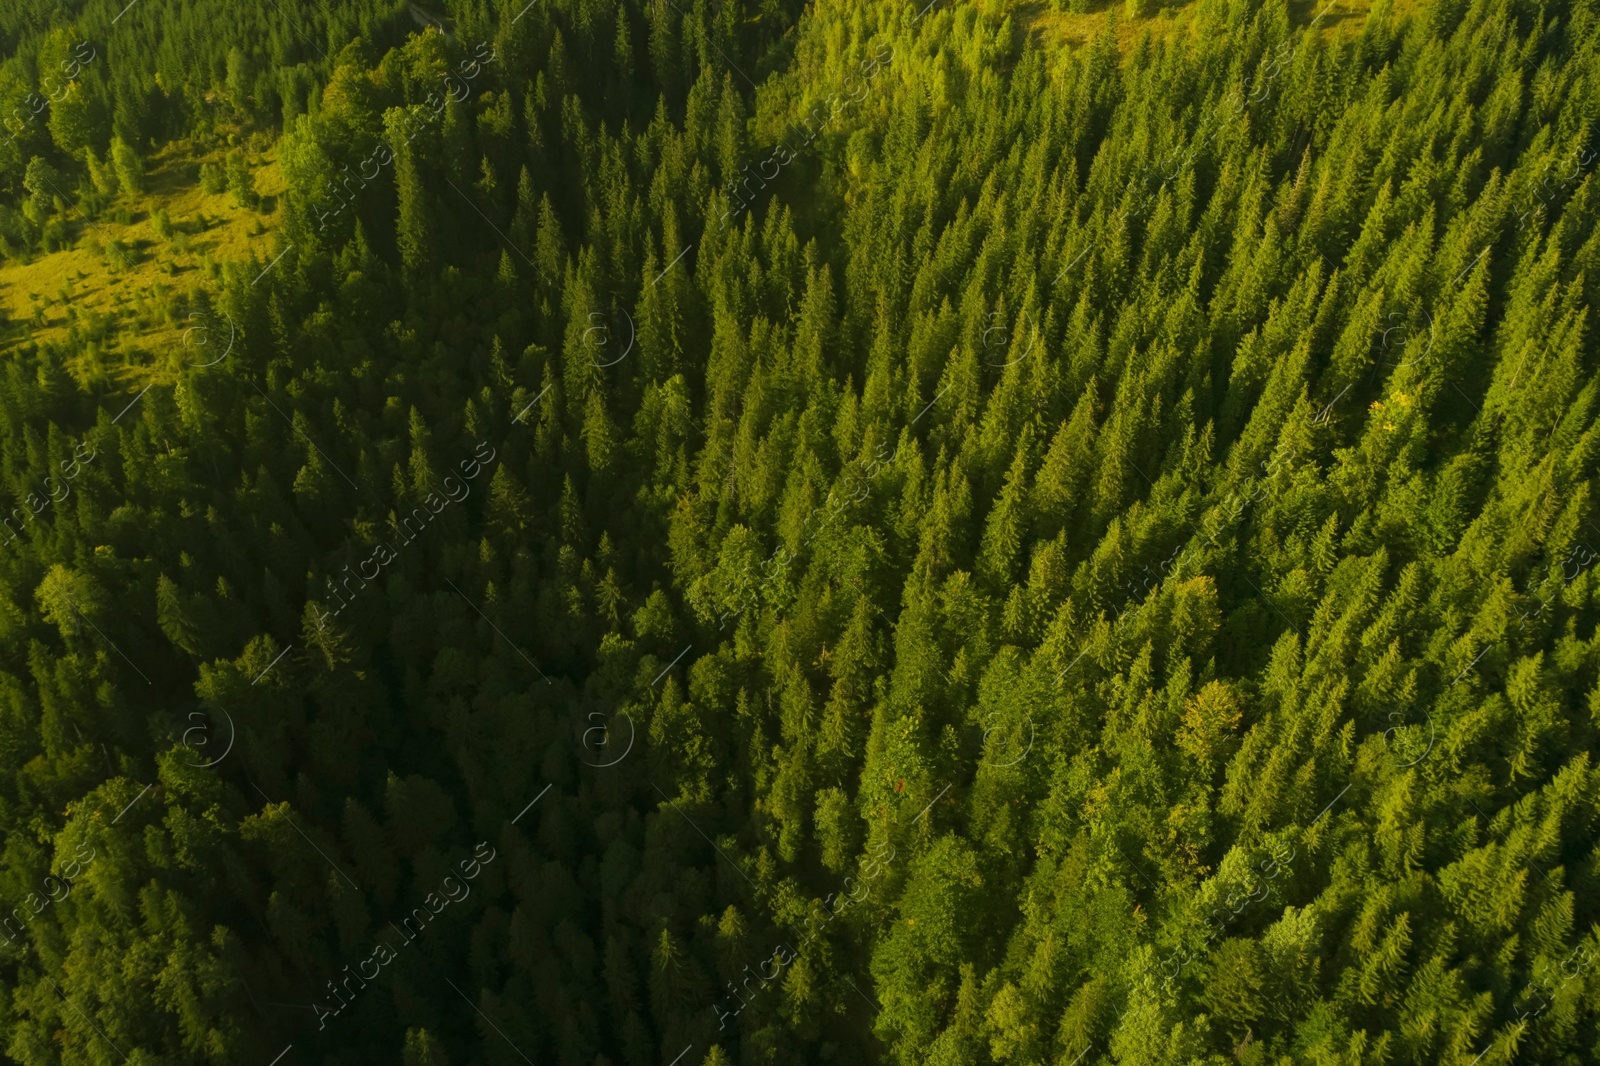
[{"x1": 0, "y1": 0, "x2": 1596, "y2": 1061}]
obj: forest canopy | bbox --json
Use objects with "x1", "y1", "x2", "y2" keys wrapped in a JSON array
[{"x1": 0, "y1": 0, "x2": 1596, "y2": 1063}]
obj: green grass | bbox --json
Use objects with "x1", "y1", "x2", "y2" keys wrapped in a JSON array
[
  {"x1": 1014, "y1": 0, "x2": 1418, "y2": 54},
  {"x1": 0, "y1": 137, "x2": 286, "y2": 388}
]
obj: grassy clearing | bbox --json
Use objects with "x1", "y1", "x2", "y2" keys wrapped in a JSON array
[
  {"x1": 0, "y1": 137, "x2": 285, "y2": 389},
  {"x1": 1018, "y1": 0, "x2": 1192, "y2": 53},
  {"x1": 1015, "y1": 0, "x2": 1424, "y2": 54}
]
